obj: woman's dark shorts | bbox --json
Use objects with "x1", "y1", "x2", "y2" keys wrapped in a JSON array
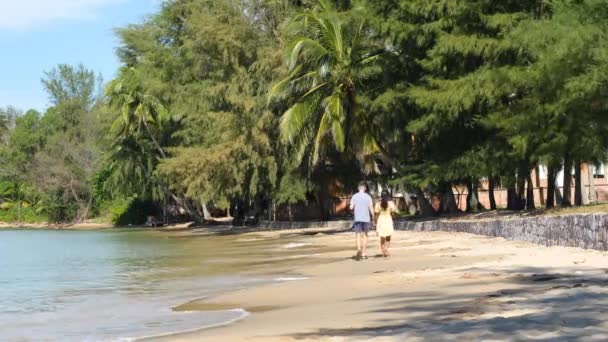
[{"x1": 353, "y1": 221, "x2": 372, "y2": 233}]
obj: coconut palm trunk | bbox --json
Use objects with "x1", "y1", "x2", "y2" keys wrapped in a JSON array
[{"x1": 142, "y1": 119, "x2": 167, "y2": 159}]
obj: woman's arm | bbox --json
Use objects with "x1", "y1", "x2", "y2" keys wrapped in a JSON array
[{"x1": 390, "y1": 201, "x2": 399, "y2": 217}]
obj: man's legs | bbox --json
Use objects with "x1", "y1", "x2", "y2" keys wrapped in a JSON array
[{"x1": 355, "y1": 232, "x2": 362, "y2": 257}]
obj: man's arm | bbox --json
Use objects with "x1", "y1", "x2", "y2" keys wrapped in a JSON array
[
  {"x1": 350, "y1": 196, "x2": 355, "y2": 211},
  {"x1": 368, "y1": 197, "x2": 375, "y2": 221}
]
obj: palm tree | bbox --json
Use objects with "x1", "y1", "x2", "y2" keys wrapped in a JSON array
[
  {"x1": 269, "y1": 0, "x2": 380, "y2": 163},
  {"x1": 106, "y1": 67, "x2": 171, "y2": 159},
  {"x1": 105, "y1": 68, "x2": 209, "y2": 222}
]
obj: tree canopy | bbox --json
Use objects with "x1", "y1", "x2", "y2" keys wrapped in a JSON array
[{"x1": 3, "y1": 0, "x2": 608, "y2": 224}]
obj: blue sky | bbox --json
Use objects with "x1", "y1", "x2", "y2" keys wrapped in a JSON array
[{"x1": 0, "y1": 0, "x2": 161, "y2": 112}]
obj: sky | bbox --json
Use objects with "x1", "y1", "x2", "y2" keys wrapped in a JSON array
[{"x1": 0, "y1": 0, "x2": 161, "y2": 112}]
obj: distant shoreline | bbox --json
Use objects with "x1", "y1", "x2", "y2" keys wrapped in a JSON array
[
  {"x1": 0, "y1": 222, "x2": 112, "y2": 230},
  {"x1": 0, "y1": 221, "x2": 196, "y2": 230}
]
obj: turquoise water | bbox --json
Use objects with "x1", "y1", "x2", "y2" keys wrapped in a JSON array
[{"x1": 0, "y1": 229, "x2": 316, "y2": 341}]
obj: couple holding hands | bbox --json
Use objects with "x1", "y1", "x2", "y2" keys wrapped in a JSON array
[{"x1": 350, "y1": 181, "x2": 398, "y2": 260}]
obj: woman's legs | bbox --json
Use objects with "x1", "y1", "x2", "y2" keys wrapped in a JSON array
[
  {"x1": 380, "y1": 237, "x2": 388, "y2": 256},
  {"x1": 385, "y1": 236, "x2": 391, "y2": 256}
]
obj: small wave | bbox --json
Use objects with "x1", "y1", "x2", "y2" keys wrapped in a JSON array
[
  {"x1": 275, "y1": 276, "x2": 309, "y2": 282},
  {"x1": 257, "y1": 253, "x2": 321, "y2": 263},
  {"x1": 282, "y1": 242, "x2": 312, "y2": 249},
  {"x1": 128, "y1": 308, "x2": 250, "y2": 341}
]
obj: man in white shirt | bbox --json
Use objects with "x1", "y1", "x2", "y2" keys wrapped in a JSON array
[{"x1": 350, "y1": 181, "x2": 375, "y2": 260}]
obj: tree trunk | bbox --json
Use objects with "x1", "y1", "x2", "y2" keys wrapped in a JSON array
[
  {"x1": 466, "y1": 182, "x2": 473, "y2": 212},
  {"x1": 343, "y1": 90, "x2": 355, "y2": 150},
  {"x1": 17, "y1": 200, "x2": 22, "y2": 227},
  {"x1": 143, "y1": 120, "x2": 167, "y2": 159},
  {"x1": 581, "y1": 163, "x2": 590, "y2": 205},
  {"x1": 140, "y1": 162, "x2": 202, "y2": 223},
  {"x1": 439, "y1": 182, "x2": 458, "y2": 214},
  {"x1": 163, "y1": 197, "x2": 168, "y2": 225},
  {"x1": 589, "y1": 164, "x2": 597, "y2": 203},
  {"x1": 167, "y1": 190, "x2": 204, "y2": 223},
  {"x1": 546, "y1": 165, "x2": 556, "y2": 209},
  {"x1": 288, "y1": 204, "x2": 293, "y2": 222},
  {"x1": 516, "y1": 171, "x2": 526, "y2": 210},
  {"x1": 574, "y1": 160, "x2": 583, "y2": 206},
  {"x1": 402, "y1": 192, "x2": 416, "y2": 215},
  {"x1": 78, "y1": 196, "x2": 93, "y2": 223},
  {"x1": 535, "y1": 166, "x2": 545, "y2": 206},
  {"x1": 507, "y1": 185, "x2": 520, "y2": 210},
  {"x1": 488, "y1": 177, "x2": 497, "y2": 210},
  {"x1": 416, "y1": 188, "x2": 436, "y2": 217},
  {"x1": 526, "y1": 172, "x2": 535, "y2": 210},
  {"x1": 562, "y1": 156, "x2": 572, "y2": 207},
  {"x1": 202, "y1": 202, "x2": 211, "y2": 221},
  {"x1": 554, "y1": 167, "x2": 563, "y2": 205},
  {"x1": 316, "y1": 190, "x2": 330, "y2": 221},
  {"x1": 473, "y1": 182, "x2": 484, "y2": 211}
]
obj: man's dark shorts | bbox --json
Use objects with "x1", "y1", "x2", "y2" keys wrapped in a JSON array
[{"x1": 353, "y1": 221, "x2": 372, "y2": 233}]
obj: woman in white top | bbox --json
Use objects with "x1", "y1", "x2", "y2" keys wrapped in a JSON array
[{"x1": 375, "y1": 190, "x2": 397, "y2": 257}]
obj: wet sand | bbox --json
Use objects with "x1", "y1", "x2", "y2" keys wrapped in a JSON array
[{"x1": 150, "y1": 229, "x2": 608, "y2": 341}]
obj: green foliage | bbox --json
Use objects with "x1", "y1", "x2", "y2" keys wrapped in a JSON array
[
  {"x1": 0, "y1": 206, "x2": 46, "y2": 224},
  {"x1": 275, "y1": 171, "x2": 311, "y2": 205},
  {"x1": 98, "y1": 197, "x2": 157, "y2": 226},
  {"x1": 29, "y1": 64, "x2": 104, "y2": 222},
  {"x1": 42, "y1": 64, "x2": 100, "y2": 109}
]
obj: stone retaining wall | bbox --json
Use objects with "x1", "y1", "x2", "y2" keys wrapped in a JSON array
[
  {"x1": 397, "y1": 214, "x2": 608, "y2": 251},
  {"x1": 261, "y1": 214, "x2": 608, "y2": 251},
  {"x1": 258, "y1": 220, "x2": 352, "y2": 230}
]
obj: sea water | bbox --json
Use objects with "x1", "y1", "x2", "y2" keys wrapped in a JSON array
[{"x1": 0, "y1": 229, "x2": 317, "y2": 341}]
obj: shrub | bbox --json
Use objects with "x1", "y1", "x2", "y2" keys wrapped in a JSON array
[
  {"x1": 0, "y1": 206, "x2": 47, "y2": 224},
  {"x1": 99, "y1": 197, "x2": 158, "y2": 226}
]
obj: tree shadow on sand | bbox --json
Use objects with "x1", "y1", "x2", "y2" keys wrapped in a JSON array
[{"x1": 289, "y1": 269, "x2": 608, "y2": 341}]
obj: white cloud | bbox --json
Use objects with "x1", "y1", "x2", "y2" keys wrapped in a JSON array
[{"x1": 0, "y1": 0, "x2": 127, "y2": 31}]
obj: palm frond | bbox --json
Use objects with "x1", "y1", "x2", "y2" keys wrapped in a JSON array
[
  {"x1": 313, "y1": 112, "x2": 332, "y2": 164},
  {"x1": 280, "y1": 102, "x2": 315, "y2": 143},
  {"x1": 289, "y1": 38, "x2": 329, "y2": 70}
]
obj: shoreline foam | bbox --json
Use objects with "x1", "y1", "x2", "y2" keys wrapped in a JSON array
[{"x1": 132, "y1": 308, "x2": 250, "y2": 342}]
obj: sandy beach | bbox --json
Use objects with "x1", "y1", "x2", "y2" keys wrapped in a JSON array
[{"x1": 150, "y1": 228, "x2": 608, "y2": 342}]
